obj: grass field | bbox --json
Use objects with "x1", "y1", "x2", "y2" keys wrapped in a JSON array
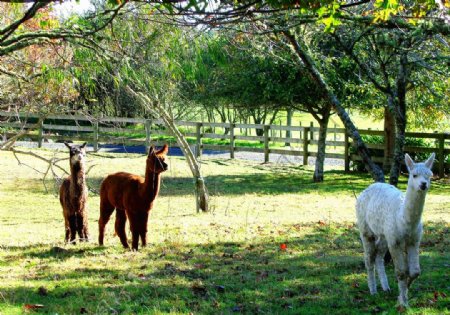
[{"x1": 0, "y1": 147, "x2": 449, "y2": 314}]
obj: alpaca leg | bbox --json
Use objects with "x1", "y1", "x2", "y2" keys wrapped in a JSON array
[
  {"x1": 375, "y1": 240, "x2": 390, "y2": 292},
  {"x1": 390, "y1": 245, "x2": 409, "y2": 307},
  {"x1": 115, "y1": 209, "x2": 129, "y2": 249},
  {"x1": 68, "y1": 214, "x2": 77, "y2": 244},
  {"x1": 76, "y1": 214, "x2": 85, "y2": 242},
  {"x1": 82, "y1": 221, "x2": 90, "y2": 242},
  {"x1": 64, "y1": 215, "x2": 70, "y2": 242},
  {"x1": 128, "y1": 215, "x2": 140, "y2": 250},
  {"x1": 139, "y1": 213, "x2": 149, "y2": 248},
  {"x1": 407, "y1": 243, "x2": 420, "y2": 288},
  {"x1": 65, "y1": 225, "x2": 70, "y2": 242},
  {"x1": 98, "y1": 201, "x2": 114, "y2": 246},
  {"x1": 361, "y1": 235, "x2": 377, "y2": 294},
  {"x1": 131, "y1": 229, "x2": 140, "y2": 251},
  {"x1": 80, "y1": 212, "x2": 90, "y2": 241}
]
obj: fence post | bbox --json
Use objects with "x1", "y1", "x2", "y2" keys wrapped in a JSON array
[
  {"x1": 145, "y1": 119, "x2": 152, "y2": 153},
  {"x1": 438, "y1": 134, "x2": 445, "y2": 178},
  {"x1": 37, "y1": 119, "x2": 44, "y2": 148},
  {"x1": 303, "y1": 126, "x2": 309, "y2": 166},
  {"x1": 230, "y1": 122, "x2": 235, "y2": 159},
  {"x1": 196, "y1": 122, "x2": 202, "y2": 158},
  {"x1": 344, "y1": 132, "x2": 350, "y2": 172},
  {"x1": 285, "y1": 109, "x2": 292, "y2": 146},
  {"x1": 310, "y1": 121, "x2": 314, "y2": 140},
  {"x1": 264, "y1": 125, "x2": 270, "y2": 163},
  {"x1": 93, "y1": 120, "x2": 99, "y2": 152},
  {"x1": 333, "y1": 123, "x2": 337, "y2": 149}
]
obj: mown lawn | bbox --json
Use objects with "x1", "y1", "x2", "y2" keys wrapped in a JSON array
[{"x1": 0, "y1": 147, "x2": 448, "y2": 314}]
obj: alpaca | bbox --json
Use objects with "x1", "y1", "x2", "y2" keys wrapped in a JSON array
[
  {"x1": 356, "y1": 153, "x2": 435, "y2": 307},
  {"x1": 60, "y1": 142, "x2": 89, "y2": 243},
  {"x1": 98, "y1": 144, "x2": 168, "y2": 250}
]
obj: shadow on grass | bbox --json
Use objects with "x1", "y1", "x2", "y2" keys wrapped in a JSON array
[
  {"x1": 5, "y1": 164, "x2": 449, "y2": 197},
  {"x1": 1, "y1": 222, "x2": 448, "y2": 314},
  {"x1": 79, "y1": 170, "x2": 374, "y2": 197}
]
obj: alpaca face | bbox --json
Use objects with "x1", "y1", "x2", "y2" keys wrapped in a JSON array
[
  {"x1": 65, "y1": 142, "x2": 87, "y2": 166},
  {"x1": 405, "y1": 153, "x2": 435, "y2": 192},
  {"x1": 147, "y1": 145, "x2": 169, "y2": 173}
]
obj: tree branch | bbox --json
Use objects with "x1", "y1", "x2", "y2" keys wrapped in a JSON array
[{"x1": 0, "y1": 2, "x2": 48, "y2": 41}]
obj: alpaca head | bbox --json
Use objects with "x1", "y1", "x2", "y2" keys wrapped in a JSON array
[
  {"x1": 147, "y1": 144, "x2": 169, "y2": 173},
  {"x1": 405, "y1": 153, "x2": 435, "y2": 192},
  {"x1": 65, "y1": 142, "x2": 87, "y2": 166}
]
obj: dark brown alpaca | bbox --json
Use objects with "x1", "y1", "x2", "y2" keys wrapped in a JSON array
[
  {"x1": 59, "y1": 142, "x2": 89, "y2": 243},
  {"x1": 98, "y1": 144, "x2": 168, "y2": 250}
]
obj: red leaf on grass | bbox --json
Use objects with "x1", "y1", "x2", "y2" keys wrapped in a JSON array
[
  {"x1": 24, "y1": 304, "x2": 45, "y2": 311},
  {"x1": 280, "y1": 243, "x2": 287, "y2": 251}
]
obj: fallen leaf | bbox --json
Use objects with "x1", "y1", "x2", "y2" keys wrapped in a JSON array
[
  {"x1": 24, "y1": 304, "x2": 44, "y2": 311},
  {"x1": 434, "y1": 291, "x2": 439, "y2": 302},
  {"x1": 280, "y1": 243, "x2": 287, "y2": 251}
]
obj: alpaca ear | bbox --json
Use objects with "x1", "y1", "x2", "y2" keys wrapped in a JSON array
[
  {"x1": 81, "y1": 142, "x2": 87, "y2": 149},
  {"x1": 424, "y1": 153, "x2": 435, "y2": 169},
  {"x1": 64, "y1": 141, "x2": 71, "y2": 149},
  {"x1": 405, "y1": 153, "x2": 415, "y2": 171},
  {"x1": 148, "y1": 146, "x2": 155, "y2": 155},
  {"x1": 157, "y1": 144, "x2": 169, "y2": 156}
]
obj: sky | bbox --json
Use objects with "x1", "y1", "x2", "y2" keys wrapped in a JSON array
[{"x1": 52, "y1": 0, "x2": 94, "y2": 19}]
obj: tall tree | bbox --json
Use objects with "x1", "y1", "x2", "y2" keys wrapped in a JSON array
[{"x1": 332, "y1": 15, "x2": 449, "y2": 185}]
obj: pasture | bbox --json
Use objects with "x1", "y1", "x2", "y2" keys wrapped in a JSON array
[{"x1": 0, "y1": 147, "x2": 449, "y2": 314}]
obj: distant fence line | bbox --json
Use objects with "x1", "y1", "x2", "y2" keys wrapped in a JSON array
[{"x1": 0, "y1": 111, "x2": 449, "y2": 177}]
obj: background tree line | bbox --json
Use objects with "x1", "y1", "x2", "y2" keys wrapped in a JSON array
[{"x1": 1, "y1": 0, "x2": 448, "y2": 186}]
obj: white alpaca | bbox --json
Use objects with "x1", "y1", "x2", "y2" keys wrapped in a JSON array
[{"x1": 356, "y1": 153, "x2": 435, "y2": 307}]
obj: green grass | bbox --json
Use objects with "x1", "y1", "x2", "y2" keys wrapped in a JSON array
[{"x1": 0, "y1": 148, "x2": 448, "y2": 314}]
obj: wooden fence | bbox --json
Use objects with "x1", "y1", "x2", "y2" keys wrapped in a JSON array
[{"x1": 1, "y1": 111, "x2": 449, "y2": 177}]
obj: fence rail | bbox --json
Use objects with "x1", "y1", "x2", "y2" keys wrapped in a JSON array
[{"x1": 1, "y1": 111, "x2": 449, "y2": 177}]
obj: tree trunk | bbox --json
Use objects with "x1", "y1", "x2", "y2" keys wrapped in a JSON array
[
  {"x1": 389, "y1": 52, "x2": 408, "y2": 186},
  {"x1": 313, "y1": 108, "x2": 331, "y2": 182},
  {"x1": 383, "y1": 106, "x2": 395, "y2": 173},
  {"x1": 125, "y1": 86, "x2": 209, "y2": 212},
  {"x1": 283, "y1": 30, "x2": 385, "y2": 182}
]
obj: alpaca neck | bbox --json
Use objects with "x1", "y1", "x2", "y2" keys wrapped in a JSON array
[
  {"x1": 402, "y1": 186, "x2": 426, "y2": 228},
  {"x1": 70, "y1": 162, "x2": 86, "y2": 190},
  {"x1": 141, "y1": 167, "x2": 161, "y2": 205}
]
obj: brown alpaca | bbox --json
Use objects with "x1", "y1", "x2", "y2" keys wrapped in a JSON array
[
  {"x1": 59, "y1": 142, "x2": 89, "y2": 243},
  {"x1": 98, "y1": 144, "x2": 168, "y2": 250}
]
